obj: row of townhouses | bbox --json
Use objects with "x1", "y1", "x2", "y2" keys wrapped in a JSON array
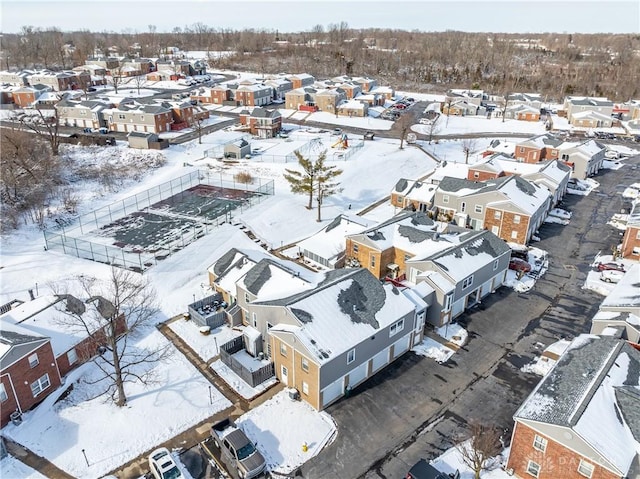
[{"x1": 506, "y1": 261, "x2": 640, "y2": 479}]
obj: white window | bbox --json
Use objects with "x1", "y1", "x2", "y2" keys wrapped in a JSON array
[
  {"x1": 519, "y1": 147, "x2": 525, "y2": 153},
  {"x1": 475, "y1": 204, "x2": 483, "y2": 214},
  {"x1": 302, "y1": 381, "x2": 309, "y2": 395},
  {"x1": 511, "y1": 230, "x2": 518, "y2": 239},
  {"x1": 140, "y1": 115, "x2": 144, "y2": 121},
  {"x1": 636, "y1": 230, "x2": 640, "y2": 239},
  {"x1": 462, "y1": 275, "x2": 474, "y2": 289},
  {"x1": 347, "y1": 348, "x2": 355, "y2": 364},
  {"x1": 532, "y1": 151, "x2": 537, "y2": 160},
  {"x1": 514, "y1": 215, "x2": 521, "y2": 224},
  {"x1": 353, "y1": 244, "x2": 359, "y2": 254},
  {"x1": 533, "y1": 434, "x2": 547, "y2": 452},
  {"x1": 389, "y1": 319, "x2": 405, "y2": 337},
  {"x1": 244, "y1": 292, "x2": 250, "y2": 303},
  {"x1": 30, "y1": 373, "x2": 51, "y2": 397},
  {"x1": 578, "y1": 460, "x2": 594, "y2": 478},
  {"x1": 493, "y1": 259, "x2": 499, "y2": 271},
  {"x1": 494, "y1": 211, "x2": 501, "y2": 219},
  {"x1": 442, "y1": 195, "x2": 449, "y2": 204},
  {"x1": 280, "y1": 342, "x2": 287, "y2": 356},
  {"x1": 28, "y1": 353, "x2": 39, "y2": 368},
  {"x1": 460, "y1": 202, "x2": 466, "y2": 212},
  {"x1": 526, "y1": 460, "x2": 540, "y2": 478},
  {"x1": 252, "y1": 312, "x2": 257, "y2": 327},
  {"x1": 370, "y1": 255, "x2": 376, "y2": 268},
  {"x1": 444, "y1": 293, "x2": 453, "y2": 311},
  {"x1": 301, "y1": 357, "x2": 309, "y2": 371},
  {"x1": 0, "y1": 383, "x2": 7, "y2": 402},
  {"x1": 67, "y1": 348, "x2": 77, "y2": 365},
  {"x1": 473, "y1": 171, "x2": 479, "y2": 178},
  {"x1": 118, "y1": 114, "x2": 126, "y2": 120},
  {"x1": 492, "y1": 225, "x2": 499, "y2": 235}
]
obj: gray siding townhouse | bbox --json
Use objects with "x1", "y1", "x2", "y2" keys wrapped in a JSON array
[
  {"x1": 558, "y1": 139, "x2": 606, "y2": 180},
  {"x1": 406, "y1": 228, "x2": 511, "y2": 324}
]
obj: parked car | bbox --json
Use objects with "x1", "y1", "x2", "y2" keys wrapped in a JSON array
[
  {"x1": 406, "y1": 459, "x2": 460, "y2": 479},
  {"x1": 509, "y1": 258, "x2": 532, "y2": 273},
  {"x1": 600, "y1": 270, "x2": 624, "y2": 283},
  {"x1": 605, "y1": 150, "x2": 619, "y2": 159},
  {"x1": 596, "y1": 262, "x2": 625, "y2": 272},
  {"x1": 510, "y1": 248, "x2": 529, "y2": 262},
  {"x1": 149, "y1": 448, "x2": 183, "y2": 479}
]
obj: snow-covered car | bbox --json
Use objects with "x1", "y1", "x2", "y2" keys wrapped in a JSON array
[
  {"x1": 548, "y1": 208, "x2": 572, "y2": 220},
  {"x1": 605, "y1": 150, "x2": 619, "y2": 159},
  {"x1": 600, "y1": 270, "x2": 624, "y2": 283},
  {"x1": 406, "y1": 459, "x2": 459, "y2": 479},
  {"x1": 419, "y1": 118, "x2": 432, "y2": 125},
  {"x1": 149, "y1": 448, "x2": 183, "y2": 479}
]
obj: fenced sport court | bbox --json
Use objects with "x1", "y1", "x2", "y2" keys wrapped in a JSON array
[{"x1": 44, "y1": 170, "x2": 274, "y2": 272}]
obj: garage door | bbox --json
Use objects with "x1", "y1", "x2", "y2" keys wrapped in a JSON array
[
  {"x1": 321, "y1": 377, "x2": 344, "y2": 408},
  {"x1": 481, "y1": 279, "x2": 493, "y2": 297},
  {"x1": 348, "y1": 363, "x2": 368, "y2": 388},
  {"x1": 451, "y1": 298, "x2": 465, "y2": 318},
  {"x1": 371, "y1": 348, "x2": 389, "y2": 373},
  {"x1": 392, "y1": 335, "x2": 410, "y2": 359}
]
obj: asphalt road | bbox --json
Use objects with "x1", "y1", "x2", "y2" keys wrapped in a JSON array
[{"x1": 299, "y1": 155, "x2": 639, "y2": 479}]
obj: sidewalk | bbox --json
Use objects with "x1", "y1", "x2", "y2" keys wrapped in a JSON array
[
  {"x1": 3, "y1": 436, "x2": 76, "y2": 479},
  {"x1": 109, "y1": 316, "x2": 285, "y2": 478}
]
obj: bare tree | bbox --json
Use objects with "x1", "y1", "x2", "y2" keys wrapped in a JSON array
[
  {"x1": 109, "y1": 63, "x2": 125, "y2": 94},
  {"x1": 397, "y1": 114, "x2": 413, "y2": 150},
  {"x1": 193, "y1": 115, "x2": 205, "y2": 144},
  {"x1": 461, "y1": 137, "x2": 478, "y2": 164},
  {"x1": 52, "y1": 268, "x2": 170, "y2": 407},
  {"x1": 457, "y1": 422, "x2": 502, "y2": 479},
  {"x1": 14, "y1": 106, "x2": 62, "y2": 156},
  {"x1": 132, "y1": 73, "x2": 147, "y2": 96},
  {"x1": 427, "y1": 114, "x2": 442, "y2": 144}
]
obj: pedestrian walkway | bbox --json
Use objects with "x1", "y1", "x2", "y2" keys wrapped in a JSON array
[
  {"x1": 3, "y1": 437, "x2": 76, "y2": 479},
  {"x1": 108, "y1": 316, "x2": 285, "y2": 478},
  {"x1": 423, "y1": 328, "x2": 462, "y2": 352}
]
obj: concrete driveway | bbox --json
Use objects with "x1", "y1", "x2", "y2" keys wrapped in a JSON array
[{"x1": 300, "y1": 155, "x2": 639, "y2": 479}]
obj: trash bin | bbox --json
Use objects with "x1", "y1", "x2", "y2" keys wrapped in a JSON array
[{"x1": 10, "y1": 411, "x2": 22, "y2": 426}]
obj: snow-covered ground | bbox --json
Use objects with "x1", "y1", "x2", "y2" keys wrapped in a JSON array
[
  {"x1": 1, "y1": 330, "x2": 231, "y2": 479},
  {"x1": 236, "y1": 390, "x2": 337, "y2": 475},
  {"x1": 521, "y1": 339, "x2": 571, "y2": 376},
  {"x1": 169, "y1": 316, "x2": 242, "y2": 362},
  {"x1": 0, "y1": 456, "x2": 47, "y2": 479},
  {"x1": 412, "y1": 323, "x2": 468, "y2": 364},
  {"x1": 582, "y1": 253, "x2": 633, "y2": 296},
  {"x1": 429, "y1": 442, "x2": 512, "y2": 479}
]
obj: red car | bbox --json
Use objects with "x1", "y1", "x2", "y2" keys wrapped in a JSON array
[
  {"x1": 509, "y1": 258, "x2": 532, "y2": 273},
  {"x1": 596, "y1": 262, "x2": 625, "y2": 272}
]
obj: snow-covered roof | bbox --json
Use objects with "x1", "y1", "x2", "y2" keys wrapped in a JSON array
[
  {"x1": 338, "y1": 99, "x2": 365, "y2": 110},
  {"x1": 422, "y1": 229, "x2": 511, "y2": 282},
  {"x1": 347, "y1": 212, "x2": 458, "y2": 258},
  {"x1": 517, "y1": 133, "x2": 564, "y2": 149},
  {"x1": 269, "y1": 268, "x2": 416, "y2": 363},
  {"x1": 515, "y1": 335, "x2": 640, "y2": 476},
  {"x1": 488, "y1": 175, "x2": 551, "y2": 216},
  {"x1": 239, "y1": 258, "x2": 316, "y2": 302},
  {"x1": 428, "y1": 163, "x2": 470, "y2": 184},
  {"x1": 559, "y1": 139, "x2": 605, "y2": 157},
  {"x1": 567, "y1": 96, "x2": 613, "y2": 107},
  {"x1": 392, "y1": 179, "x2": 438, "y2": 204},
  {"x1": 601, "y1": 263, "x2": 640, "y2": 311},
  {"x1": 416, "y1": 270, "x2": 454, "y2": 293},
  {"x1": 571, "y1": 110, "x2": 612, "y2": 121},
  {"x1": 0, "y1": 295, "x2": 92, "y2": 357},
  {"x1": 297, "y1": 215, "x2": 373, "y2": 265}
]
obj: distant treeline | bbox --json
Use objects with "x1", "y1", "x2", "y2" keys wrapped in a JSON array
[{"x1": 2, "y1": 24, "x2": 639, "y2": 100}]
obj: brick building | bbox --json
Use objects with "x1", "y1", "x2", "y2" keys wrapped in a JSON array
[
  {"x1": 507, "y1": 335, "x2": 640, "y2": 479},
  {"x1": 621, "y1": 200, "x2": 640, "y2": 259},
  {"x1": 514, "y1": 134, "x2": 563, "y2": 163}
]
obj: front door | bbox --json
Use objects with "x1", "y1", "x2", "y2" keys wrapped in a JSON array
[{"x1": 281, "y1": 365, "x2": 288, "y2": 386}]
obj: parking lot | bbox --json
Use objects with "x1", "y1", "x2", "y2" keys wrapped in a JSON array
[{"x1": 299, "y1": 154, "x2": 639, "y2": 479}]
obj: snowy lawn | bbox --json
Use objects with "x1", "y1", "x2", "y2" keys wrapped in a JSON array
[
  {"x1": 412, "y1": 114, "x2": 547, "y2": 136},
  {"x1": 0, "y1": 456, "x2": 47, "y2": 479},
  {"x1": 430, "y1": 442, "x2": 512, "y2": 479},
  {"x1": 169, "y1": 317, "x2": 242, "y2": 362},
  {"x1": 2, "y1": 330, "x2": 232, "y2": 479},
  {"x1": 236, "y1": 390, "x2": 337, "y2": 475}
]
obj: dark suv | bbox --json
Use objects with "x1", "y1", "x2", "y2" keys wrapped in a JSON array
[{"x1": 406, "y1": 459, "x2": 460, "y2": 479}]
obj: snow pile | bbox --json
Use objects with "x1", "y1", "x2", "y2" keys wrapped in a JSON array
[
  {"x1": 567, "y1": 177, "x2": 599, "y2": 196},
  {"x1": 504, "y1": 246, "x2": 548, "y2": 293},
  {"x1": 2, "y1": 330, "x2": 231, "y2": 479},
  {"x1": 236, "y1": 391, "x2": 337, "y2": 475},
  {"x1": 429, "y1": 441, "x2": 511, "y2": 479},
  {"x1": 607, "y1": 213, "x2": 628, "y2": 230},
  {"x1": 436, "y1": 322, "x2": 469, "y2": 347},
  {"x1": 413, "y1": 337, "x2": 456, "y2": 364}
]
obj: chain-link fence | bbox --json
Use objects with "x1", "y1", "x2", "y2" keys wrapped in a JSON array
[{"x1": 43, "y1": 170, "x2": 274, "y2": 273}]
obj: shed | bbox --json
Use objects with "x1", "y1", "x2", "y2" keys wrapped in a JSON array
[
  {"x1": 128, "y1": 131, "x2": 168, "y2": 150},
  {"x1": 224, "y1": 139, "x2": 251, "y2": 159}
]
